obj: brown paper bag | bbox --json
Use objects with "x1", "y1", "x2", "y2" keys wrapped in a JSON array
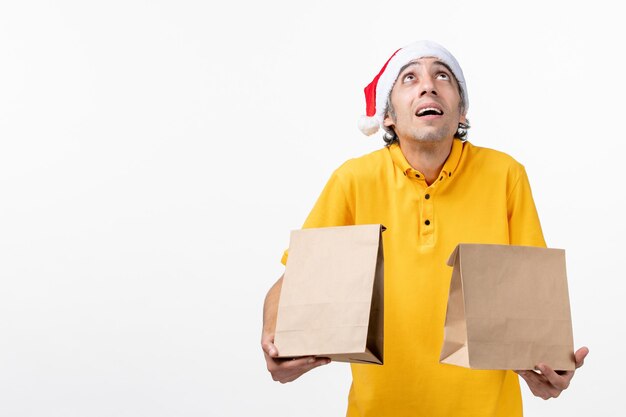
[
  {"x1": 274, "y1": 224, "x2": 385, "y2": 364},
  {"x1": 440, "y1": 244, "x2": 575, "y2": 371}
]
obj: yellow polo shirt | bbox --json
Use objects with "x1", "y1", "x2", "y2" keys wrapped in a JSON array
[{"x1": 282, "y1": 139, "x2": 546, "y2": 417}]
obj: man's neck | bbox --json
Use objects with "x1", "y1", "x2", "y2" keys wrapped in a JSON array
[{"x1": 398, "y1": 137, "x2": 454, "y2": 185}]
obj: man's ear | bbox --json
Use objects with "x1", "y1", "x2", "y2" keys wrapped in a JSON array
[
  {"x1": 460, "y1": 113, "x2": 467, "y2": 125},
  {"x1": 383, "y1": 113, "x2": 394, "y2": 128}
]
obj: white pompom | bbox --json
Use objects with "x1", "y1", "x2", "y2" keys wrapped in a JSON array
[{"x1": 358, "y1": 115, "x2": 380, "y2": 136}]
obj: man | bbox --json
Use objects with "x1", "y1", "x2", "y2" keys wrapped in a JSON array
[{"x1": 262, "y1": 40, "x2": 588, "y2": 416}]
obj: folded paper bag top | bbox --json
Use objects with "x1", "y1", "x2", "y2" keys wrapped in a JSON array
[
  {"x1": 440, "y1": 243, "x2": 576, "y2": 371},
  {"x1": 274, "y1": 224, "x2": 385, "y2": 364}
]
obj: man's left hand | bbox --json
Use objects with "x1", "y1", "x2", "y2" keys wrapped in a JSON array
[{"x1": 515, "y1": 346, "x2": 589, "y2": 400}]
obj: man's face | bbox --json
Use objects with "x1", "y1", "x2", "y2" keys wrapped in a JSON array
[{"x1": 383, "y1": 57, "x2": 467, "y2": 144}]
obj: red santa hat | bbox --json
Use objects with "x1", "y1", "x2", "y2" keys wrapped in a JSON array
[{"x1": 358, "y1": 40, "x2": 469, "y2": 136}]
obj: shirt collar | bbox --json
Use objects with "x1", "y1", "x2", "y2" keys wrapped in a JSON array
[
  {"x1": 389, "y1": 138, "x2": 465, "y2": 180},
  {"x1": 441, "y1": 138, "x2": 464, "y2": 178}
]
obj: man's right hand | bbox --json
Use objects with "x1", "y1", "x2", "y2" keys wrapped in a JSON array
[
  {"x1": 262, "y1": 336, "x2": 330, "y2": 383},
  {"x1": 262, "y1": 275, "x2": 330, "y2": 383}
]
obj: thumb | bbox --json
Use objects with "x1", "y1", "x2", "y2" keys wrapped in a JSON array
[
  {"x1": 575, "y1": 346, "x2": 589, "y2": 368},
  {"x1": 262, "y1": 340, "x2": 279, "y2": 357}
]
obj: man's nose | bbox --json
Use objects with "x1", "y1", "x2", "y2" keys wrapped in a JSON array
[{"x1": 419, "y1": 75, "x2": 437, "y2": 97}]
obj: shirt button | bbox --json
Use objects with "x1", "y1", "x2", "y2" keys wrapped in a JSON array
[
  {"x1": 425, "y1": 220, "x2": 431, "y2": 226},
  {"x1": 425, "y1": 194, "x2": 430, "y2": 200},
  {"x1": 415, "y1": 173, "x2": 420, "y2": 178}
]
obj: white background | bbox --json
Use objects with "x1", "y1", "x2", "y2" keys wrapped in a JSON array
[{"x1": 0, "y1": 1, "x2": 623, "y2": 416}]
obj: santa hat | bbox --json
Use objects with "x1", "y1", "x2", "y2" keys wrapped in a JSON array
[{"x1": 358, "y1": 40, "x2": 469, "y2": 136}]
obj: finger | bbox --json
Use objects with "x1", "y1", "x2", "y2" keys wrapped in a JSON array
[
  {"x1": 515, "y1": 370, "x2": 531, "y2": 385},
  {"x1": 517, "y1": 371, "x2": 551, "y2": 399},
  {"x1": 305, "y1": 357, "x2": 331, "y2": 370},
  {"x1": 575, "y1": 346, "x2": 589, "y2": 368},
  {"x1": 515, "y1": 369, "x2": 541, "y2": 377},
  {"x1": 287, "y1": 356, "x2": 330, "y2": 369},
  {"x1": 262, "y1": 341, "x2": 279, "y2": 357},
  {"x1": 517, "y1": 369, "x2": 542, "y2": 385},
  {"x1": 277, "y1": 357, "x2": 331, "y2": 383},
  {"x1": 284, "y1": 356, "x2": 318, "y2": 368},
  {"x1": 537, "y1": 363, "x2": 569, "y2": 390},
  {"x1": 517, "y1": 369, "x2": 543, "y2": 389}
]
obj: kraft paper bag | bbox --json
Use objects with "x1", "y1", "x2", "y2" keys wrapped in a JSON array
[
  {"x1": 274, "y1": 224, "x2": 385, "y2": 364},
  {"x1": 440, "y1": 244, "x2": 575, "y2": 371}
]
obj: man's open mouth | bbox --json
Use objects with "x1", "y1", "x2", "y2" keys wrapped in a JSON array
[{"x1": 416, "y1": 107, "x2": 444, "y2": 117}]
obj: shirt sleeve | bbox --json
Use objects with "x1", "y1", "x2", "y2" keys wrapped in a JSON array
[
  {"x1": 507, "y1": 165, "x2": 546, "y2": 248},
  {"x1": 281, "y1": 166, "x2": 355, "y2": 265}
]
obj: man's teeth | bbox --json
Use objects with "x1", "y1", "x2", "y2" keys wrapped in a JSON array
[{"x1": 417, "y1": 108, "x2": 443, "y2": 116}]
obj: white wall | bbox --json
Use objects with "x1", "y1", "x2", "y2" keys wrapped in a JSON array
[{"x1": 0, "y1": 1, "x2": 622, "y2": 415}]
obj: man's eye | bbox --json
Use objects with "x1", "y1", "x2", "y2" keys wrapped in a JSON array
[
  {"x1": 403, "y1": 74, "x2": 415, "y2": 82},
  {"x1": 437, "y1": 73, "x2": 450, "y2": 80}
]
